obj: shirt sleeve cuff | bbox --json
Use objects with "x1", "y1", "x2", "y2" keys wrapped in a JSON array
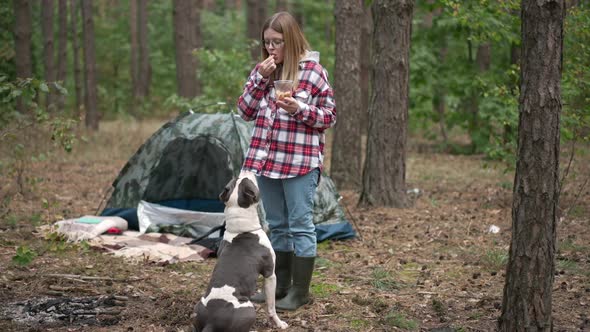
[{"x1": 253, "y1": 71, "x2": 269, "y2": 89}]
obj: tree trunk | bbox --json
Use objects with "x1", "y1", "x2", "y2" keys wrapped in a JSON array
[
  {"x1": 275, "y1": 0, "x2": 288, "y2": 11},
  {"x1": 467, "y1": 42, "x2": 491, "y2": 152},
  {"x1": 499, "y1": 0, "x2": 564, "y2": 331},
  {"x1": 70, "y1": 0, "x2": 82, "y2": 117},
  {"x1": 56, "y1": 0, "x2": 67, "y2": 110},
  {"x1": 173, "y1": 0, "x2": 199, "y2": 99},
  {"x1": 434, "y1": 42, "x2": 448, "y2": 146},
  {"x1": 130, "y1": 0, "x2": 139, "y2": 107},
  {"x1": 130, "y1": 0, "x2": 151, "y2": 106},
  {"x1": 359, "y1": 3, "x2": 372, "y2": 136},
  {"x1": 41, "y1": 0, "x2": 56, "y2": 110},
  {"x1": 358, "y1": 0, "x2": 413, "y2": 208},
  {"x1": 191, "y1": 0, "x2": 202, "y2": 96},
  {"x1": 81, "y1": 0, "x2": 99, "y2": 130},
  {"x1": 137, "y1": 0, "x2": 151, "y2": 98},
  {"x1": 331, "y1": 0, "x2": 363, "y2": 190},
  {"x1": 13, "y1": 0, "x2": 33, "y2": 113},
  {"x1": 246, "y1": 0, "x2": 266, "y2": 61}
]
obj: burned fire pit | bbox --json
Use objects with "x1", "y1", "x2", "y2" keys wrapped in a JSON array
[{"x1": 1, "y1": 295, "x2": 127, "y2": 328}]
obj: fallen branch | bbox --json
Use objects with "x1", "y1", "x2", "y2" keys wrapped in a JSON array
[
  {"x1": 46, "y1": 273, "x2": 142, "y2": 282},
  {"x1": 49, "y1": 285, "x2": 100, "y2": 294}
]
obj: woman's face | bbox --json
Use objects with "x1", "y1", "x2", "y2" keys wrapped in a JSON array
[{"x1": 263, "y1": 28, "x2": 285, "y2": 64}]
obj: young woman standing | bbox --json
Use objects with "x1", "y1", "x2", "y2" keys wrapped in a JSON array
[{"x1": 237, "y1": 11, "x2": 336, "y2": 311}]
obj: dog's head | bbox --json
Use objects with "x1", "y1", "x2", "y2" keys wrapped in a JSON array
[{"x1": 219, "y1": 172, "x2": 260, "y2": 209}]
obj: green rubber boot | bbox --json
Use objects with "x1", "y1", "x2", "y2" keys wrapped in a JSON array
[
  {"x1": 251, "y1": 251, "x2": 293, "y2": 303},
  {"x1": 275, "y1": 256, "x2": 315, "y2": 311}
]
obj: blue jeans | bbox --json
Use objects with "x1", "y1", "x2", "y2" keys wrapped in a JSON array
[{"x1": 257, "y1": 169, "x2": 319, "y2": 257}]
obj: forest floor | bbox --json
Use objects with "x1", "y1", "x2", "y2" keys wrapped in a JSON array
[{"x1": 0, "y1": 118, "x2": 589, "y2": 332}]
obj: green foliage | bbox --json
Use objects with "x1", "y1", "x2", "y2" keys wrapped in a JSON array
[
  {"x1": 12, "y1": 245, "x2": 37, "y2": 266},
  {"x1": 45, "y1": 231, "x2": 69, "y2": 252},
  {"x1": 194, "y1": 40, "x2": 256, "y2": 106},
  {"x1": 0, "y1": 76, "x2": 78, "y2": 205},
  {"x1": 298, "y1": 0, "x2": 335, "y2": 76},
  {"x1": 0, "y1": 0, "x2": 15, "y2": 80},
  {"x1": 411, "y1": 0, "x2": 521, "y2": 159},
  {"x1": 410, "y1": 1, "x2": 590, "y2": 172},
  {"x1": 562, "y1": 6, "x2": 590, "y2": 144}
]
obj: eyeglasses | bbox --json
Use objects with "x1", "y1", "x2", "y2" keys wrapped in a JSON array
[{"x1": 263, "y1": 39, "x2": 285, "y2": 49}]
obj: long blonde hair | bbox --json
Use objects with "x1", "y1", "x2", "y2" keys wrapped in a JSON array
[{"x1": 260, "y1": 12, "x2": 310, "y2": 88}]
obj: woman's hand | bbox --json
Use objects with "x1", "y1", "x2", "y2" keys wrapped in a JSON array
[
  {"x1": 277, "y1": 96, "x2": 300, "y2": 115},
  {"x1": 258, "y1": 55, "x2": 276, "y2": 78}
]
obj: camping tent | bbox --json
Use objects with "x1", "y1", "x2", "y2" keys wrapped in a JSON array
[{"x1": 101, "y1": 111, "x2": 355, "y2": 242}]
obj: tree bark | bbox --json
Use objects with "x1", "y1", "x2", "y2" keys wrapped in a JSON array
[
  {"x1": 499, "y1": 0, "x2": 564, "y2": 331},
  {"x1": 275, "y1": 0, "x2": 288, "y2": 11},
  {"x1": 130, "y1": 0, "x2": 151, "y2": 106},
  {"x1": 466, "y1": 42, "x2": 491, "y2": 152},
  {"x1": 13, "y1": 0, "x2": 33, "y2": 113},
  {"x1": 137, "y1": 0, "x2": 151, "y2": 98},
  {"x1": 359, "y1": 0, "x2": 413, "y2": 208},
  {"x1": 130, "y1": 0, "x2": 139, "y2": 104},
  {"x1": 41, "y1": 0, "x2": 56, "y2": 110},
  {"x1": 331, "y1": 0, "x2": 363, "y2": 190},
  {"x1": 359, "y1": 3, "x2": 372, "y2": 136},
  {"x1": 70, "y1": 0, "x2": 82, "y2": 117},
  {"x1": 246, "y1": 0, "x2": 267, "y2": 61},
  {"x1": 173, "y1": 0, "x2": 200, "y2": 99},
  {"x1": 56, "y1": 0, "x2": 67, "y2": 110},
  {"x1": 81, "y1": 0, "x2": 99, "y2": 130},
  {"x1": 191, "y1": 0, "x2": 202, "y2": 96}
]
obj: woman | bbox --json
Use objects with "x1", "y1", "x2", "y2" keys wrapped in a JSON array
[{"x1": 237, "y1": 11, "x2": 336, "y2": 311}]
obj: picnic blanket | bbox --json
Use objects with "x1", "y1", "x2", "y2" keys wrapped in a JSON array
[
  {"x1": 39, "y1": 216, "x2": 214, "y2": 264},
  {"x1": 92, "y1": 231, "x2": 213, "y2": 264}
]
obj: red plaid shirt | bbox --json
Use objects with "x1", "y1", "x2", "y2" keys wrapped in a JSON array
[{"x1": 237, "y1": 51, "x2": 336, "y2": 179}]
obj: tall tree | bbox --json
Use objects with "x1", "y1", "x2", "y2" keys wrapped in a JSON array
[
  {"x1": 137, "y1": 0, "x2": 150, "y2": 98},
  {"x1": 130, "y1": 0, "x2": 151, "y2": 108},
  {"x1": 359, "y1": 3, "x2": 372, "y2": 135},
  {"x1": 359, "y1": 0, "x2": 413, "y2": 208},
  {"x1": 499, "y1": 0, "x2": 564, "y2": 330},
  {"x1": 331, "y1": 0, "x2": 363, "y2": 190},
  {"x1": 81, "y1": 0, "x2": 99, "y2": 130},
  {"x1": 172, "y1": 0, "x2": 201, "y2": 99},
  {"x1": 130, "y1": 0, "x2": 139, "y2": 104},
  {"x1": 246, "y1": 0, "x2": 267, "y2": 61},
  {"x1": 56, "y1": 0, "x2": 67, "y2": 110},
  {"x1": 13, "y1": 0, "x2": 33, "y2": 113},
  {"x1": 275, "y1": 0, "x2": 288, "y2": 11},
  {"x1": 70, "y1": 0, "x2": 82, "y2": 117},
  {"x1": 467, "y1": 42, "x2": 491, "y2": 152},
  {"x1": 41, "y1": 0, "x2": 56, "y2": 110}
]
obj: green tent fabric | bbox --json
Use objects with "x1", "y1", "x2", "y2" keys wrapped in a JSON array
[{"x1": 101, "y1": 112, "x2": 355, "y2": 242}]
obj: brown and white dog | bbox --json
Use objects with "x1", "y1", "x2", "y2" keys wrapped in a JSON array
[{"x1": 192, "y1": 172, "x2": 288, "y2": 332}]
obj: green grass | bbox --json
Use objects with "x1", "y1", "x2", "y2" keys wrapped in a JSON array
[
  {"x1": 371, "y1": 267, "x2": 401, "y2": 291},
  {"x1": 311, "y1": 281, "x2": 339, "y2": 298},
  {"x1": 432, "y1": 298, "x2": 447, "y2": 318},
  {"x1": 481, "y1": 248, "x2": 509, "y2": 271},
  {"x1": 384, "y1": 310, "x2": 418, "y2": 330},
  {"x1": 350, "y1": 319, "x2": 370, "y2": 330}
]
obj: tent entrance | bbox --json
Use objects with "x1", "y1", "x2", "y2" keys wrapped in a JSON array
[{"x1": 143, "y1": 135, "x2": 234, "y2": 205}]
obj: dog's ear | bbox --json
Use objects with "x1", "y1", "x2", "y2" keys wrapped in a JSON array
[
  {"x1": 237, "y1": 178, "x2": 259, "y2": 208},
  {"x1": 219, "y1": 178, "x2": 237, "y2": 202}
]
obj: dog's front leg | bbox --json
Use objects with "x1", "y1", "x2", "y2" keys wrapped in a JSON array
[{"x1": 264, "y1": 274, "x2": 288, "y2": 329}]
